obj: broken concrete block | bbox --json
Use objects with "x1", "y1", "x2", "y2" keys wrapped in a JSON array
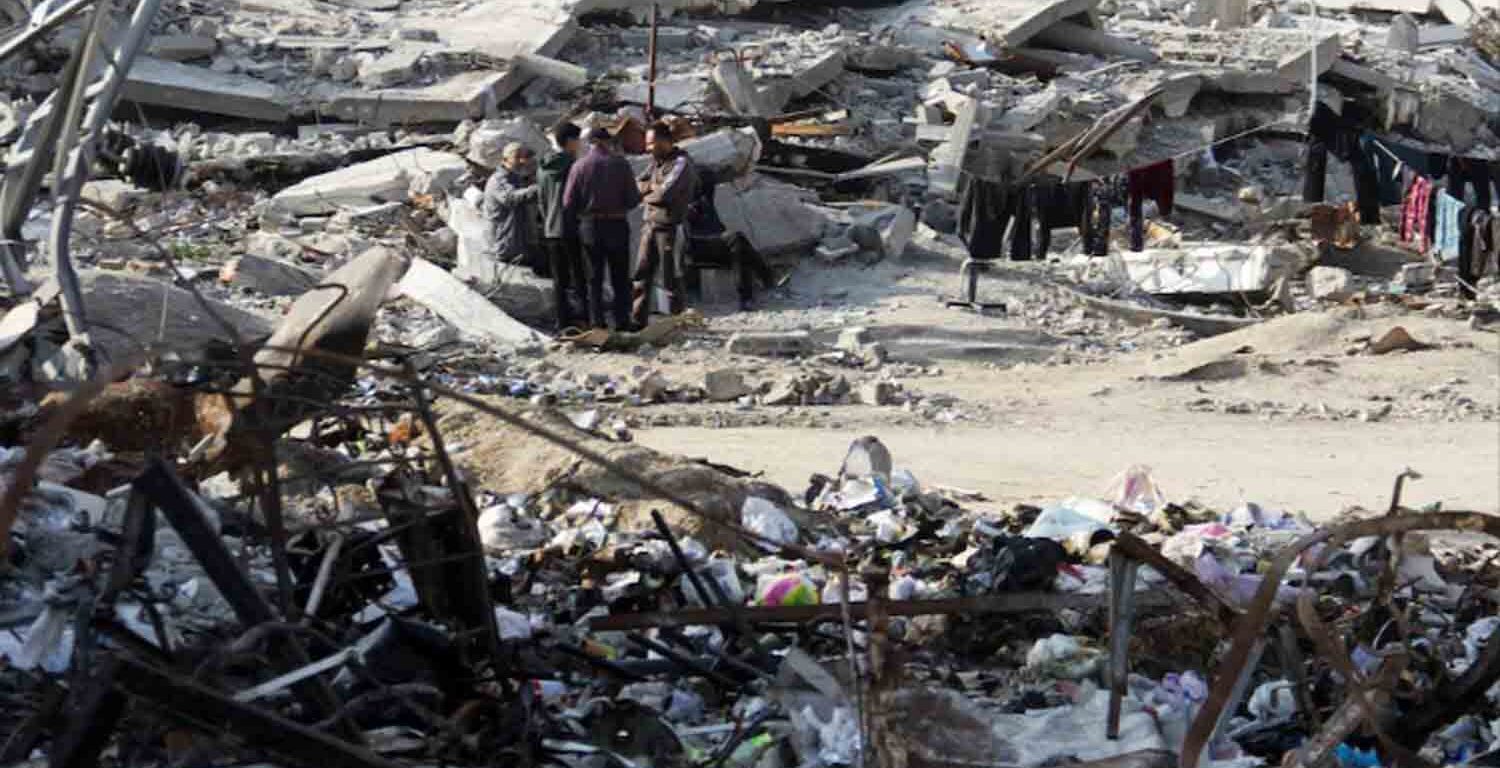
[
  {"x1": 77, "y1": 270, "x2": 272, "y2": 363},
  {"x1": 848, "y1": 46, "x2": 922, "y2": 73},
  {"x1": 81, "y1": 179, "x2": 147, "y2": 210},
  {"x1": 726, "y1": 330, "x2": 814, "y2": 357},
  {"x1": 847, "y1": 203, "x2": 916, "y2": 260},
  {"x1": 619, "y1": 27, "x2": 694, "y2": 50},
  {"x1": 762, "y1": 378, "x2": 800, "y2": 406},
  {"x1": 927, "y1": 96, "x2": 977, "y2": 197},
  {"x1": 633, "y1": 368, "x2": 669, "y2": 402},
  {"x1": 789, "y1": 50, "x2": 846, "y2": 99},
  {"x1": 515, "y1": 52, "x2": 589, "y2": 88},
  {"x1": 1308, "y1": 266, "x2": 1355, "y2": 302},
  {"x1": 359, "y1": 47, "x2": 425, "y2": 88},
  {"x1": 220, "y1": 254, "x2": 320, "y2": 297},
  {"x1": 857, "y1": 381, "x2": 895, "y2": 406},
  {"x1": 816, "y1": 237, "x2": 860, "y2": 262},
  {"x1": 468, "y1": 117, "x2": 551, "y2": 169},
  {"x1": 398, "y1": 257, "x2": 547, "y2": 347},
  {"x1": 713, "y1": 56, "x2": 774, "y2": 117},
  {"x1": 616, "y1": 77, "x2": 710, "y2": 111},
  {"x1": 1032, "y1": 20, "x2": 1158, "y2": 62},
  {"x1": 1434, "y1": 0, "x2": 1475, "y2": 26},
  {"x1": 147, "y1": 34, "x2": 218, "y2": 62},
  {"x1": 837, "y1": 326, "x2": 870, "y2": 353},
  {"x1": 449, "y1": 192, "x2": 497, "y2": 284},
  {"x1": 713, "y1": 174, "x2": 827, "y2": 257},
  {"x1": 1388, "y1": 13, "x2": 1420, "y2": 52},
  {"x1": 704, "y1": 369, "x2": 752, "y2": 402},
  {"x1": 123, "y1": 57, "x2": 290, "y2": 122},
  {"x1": 270, "y1": 148, "x2": 468, "y2": 218}
]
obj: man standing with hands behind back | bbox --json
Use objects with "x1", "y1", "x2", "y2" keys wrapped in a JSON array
[
  {"x1": 633, "y1": 122, "x2": 698, "y2": 328},
  {"x1": 563, "y1": 127, "x2": 640, "y2": 330}
]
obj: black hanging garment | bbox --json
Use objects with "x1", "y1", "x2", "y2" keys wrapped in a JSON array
[
  {"x1": 1126, "y1": 161, "x2": 1174, "y2": 252},
  {"x1": 1080, "y1": 180, "x2": 1113, "y2": 257},
  {"x1": 1460, "y1": 209, "x2": 1492, "y2": 300},
  {"x1": 958, "y1": 175, "x2": 1013, "y2": 260},
  {"x1": 1009, "y1": 184, "x2": 1044, "y2": 262},
  {"x1": 1304, "y1": 104, "x2": 1381, "y2": 224},
  {"x1": 1447, "y1": 156, "x2": 1494, "y2": 210}
]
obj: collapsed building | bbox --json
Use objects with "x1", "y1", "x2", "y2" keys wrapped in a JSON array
[{"x1": 0, "y1": 0, "x2": 1499, "y2": 766}]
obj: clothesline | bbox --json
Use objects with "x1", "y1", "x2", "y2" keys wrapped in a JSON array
[{"x1": 956, "y1": 116, "x2": 1296, "y2": 186}]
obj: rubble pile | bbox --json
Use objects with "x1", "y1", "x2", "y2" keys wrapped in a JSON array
[{"x1": 1, "y1": 0, "x2": 1499, "y2": 764}]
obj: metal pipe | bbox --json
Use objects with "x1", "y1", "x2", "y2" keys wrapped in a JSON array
[
  {"x1": 303, "y1": 532, "x2": 345, "y2": 619},
  {"x1": 0, "y1": 0, "x2": 94, "y2": 65},
  {"x1": 49, "y1": 0, "x2": 166, "y2": 342},
  {"x1": 646, "y1": 2, "x2": 658, "y2": 121}
]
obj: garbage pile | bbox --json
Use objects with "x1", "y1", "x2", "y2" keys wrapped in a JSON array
[{"x1": 3, "y1": 345, "x2": 1499, "y2": 768}]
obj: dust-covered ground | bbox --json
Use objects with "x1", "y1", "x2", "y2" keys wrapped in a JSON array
[{"x1": 532, "y1": 234, "x2": 1500, "y2": 518}]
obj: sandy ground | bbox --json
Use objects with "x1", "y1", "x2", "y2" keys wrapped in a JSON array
[
  {"x1": 636, "y1": 418, "x2": 1498, "y2": 521},
  {"x1": 540, "y1": 234, "x2": 1500, "y2": 519}
]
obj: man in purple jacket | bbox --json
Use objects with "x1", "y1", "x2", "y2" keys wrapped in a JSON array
[{"x1": 563, "y1": 128, "x2": 641, "y2": 330}]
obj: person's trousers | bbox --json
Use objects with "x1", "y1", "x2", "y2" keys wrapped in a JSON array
[
  {"x1": 579, "y1": 218, "x2": 632, "y2": 330},
  {"x1": 633, "y1": 224, "x2": 683, "y2": 326},
  {"x1": 688, "y1": 232, "x2": 775, "y2": 304},
  {"x1": 727, "y1": 233, "x2": 774, "y2": 302},
  {"x1": 544, "y1": 236, "x2": 584, "y2": 331}
]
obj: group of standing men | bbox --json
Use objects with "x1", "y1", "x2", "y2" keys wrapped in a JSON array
[{"x1": 482, "y1": 121, "x2": 704, "y2": 333}]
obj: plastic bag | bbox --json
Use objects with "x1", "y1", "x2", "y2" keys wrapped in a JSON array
[
  {"x1": 741, "y1": 496, "x2": 798, "y2": 551},
  {"x1": 1107, "y1": 465, "x2": 1167, "y2": 515}
]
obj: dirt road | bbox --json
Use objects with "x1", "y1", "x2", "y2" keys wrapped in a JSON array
[{"x1": 637, "y1": 414, "x2": 1498, "y2": 520}]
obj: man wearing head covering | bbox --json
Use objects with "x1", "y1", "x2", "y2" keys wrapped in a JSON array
[
  {"x1": 539, "y1": 123, "x2": 584, "y2": 332},
  {"x1": 482, "y1": 142, "x2": 541, "y2": 274},
  {"x1": 563, "y1": 127, "x2": 641, "y2": 330}
]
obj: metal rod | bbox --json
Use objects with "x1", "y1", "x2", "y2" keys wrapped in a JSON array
[
  {"x1": 303, "y1": 532, "x2": 345, "y2": 619},
  {"x1": 626, "y1": 633, "x2": 740, "y2": 689},
  {"x1": 646, "y1": 2, "x2": 658, "y2": 121},
  {"x1": 651, "y1": 509, "x2": 718, "y2": 609}
]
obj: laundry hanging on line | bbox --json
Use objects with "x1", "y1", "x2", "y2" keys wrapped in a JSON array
[{"x1": 1126, "y1": 160, "x2": 1175, "y2": 252}]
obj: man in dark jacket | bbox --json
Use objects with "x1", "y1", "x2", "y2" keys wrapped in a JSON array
[
  {"x1": 482, "y1": 142, "x2": 540, "y2": 272},
  {"x1": 539, "y1": 123, "x2": 584, "y2": 331},
  {"x1": 685, "y1": 168, "x2": 776, "y2": 311},
  {"x1": 563, "y1": 127, "x2": 641, "y2": 330},
  {"x1": 633, "y1": 122, "x2": 698, "y2": 326}
]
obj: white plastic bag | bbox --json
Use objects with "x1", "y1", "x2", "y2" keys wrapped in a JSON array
[{"x1": 741, "y1": 496, "x2": 798, "y2": 551}]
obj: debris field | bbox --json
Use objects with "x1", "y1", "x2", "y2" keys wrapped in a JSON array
[{"x1": 0, "y1": 0, "x2": 1499, "y2": 767}]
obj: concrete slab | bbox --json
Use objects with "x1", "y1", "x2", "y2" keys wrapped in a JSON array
[
  {"x1": 123, "y1": 57, "x2": 290, "y2": 122},
  {"x1": 628, "y1": 127, "x2": 762, "y2": 178},
  {"x1": 146, "y1": 34, "x2": 218, "y2": 62},
  {"x1": 788, "y1": 50, "x2": 846, "y2": 99},
  {"x1": 405, "y1": 0, "x2": 575, "y2": 61},
  {"x1": 1434, "y1": 0, "x2": 1475, "y2": 22},
  {"x1": 714, "y1": 175, "x2": 829, "y2": 257},
  {"x1": 78, "y1": 270, "x2": 272, "y2": 362},
  {"x1": 221, "y1": 254, "x2": 320, "y2": 296},
  {"x1": 398, "y1": 257, "x2": 546, "y2": 347},
  {"x1": 616, "y1": 77, "x2": 710, "y2": 111},
  {"x1": 269, "y1": 147, "x2": 467, "y2": 218},
  {"x1": 324, "y1": 70, "x2": 512, "y2": 126},
  {"x1": 1316, "y1": 0, "x2": 1430, "y2": 11},
  {"x1": 876, "y1": 0, "x2": 1102, "y2": 49},
  {"x1": 359, "y1": 46, "x2": 429, "y2": 88}
]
